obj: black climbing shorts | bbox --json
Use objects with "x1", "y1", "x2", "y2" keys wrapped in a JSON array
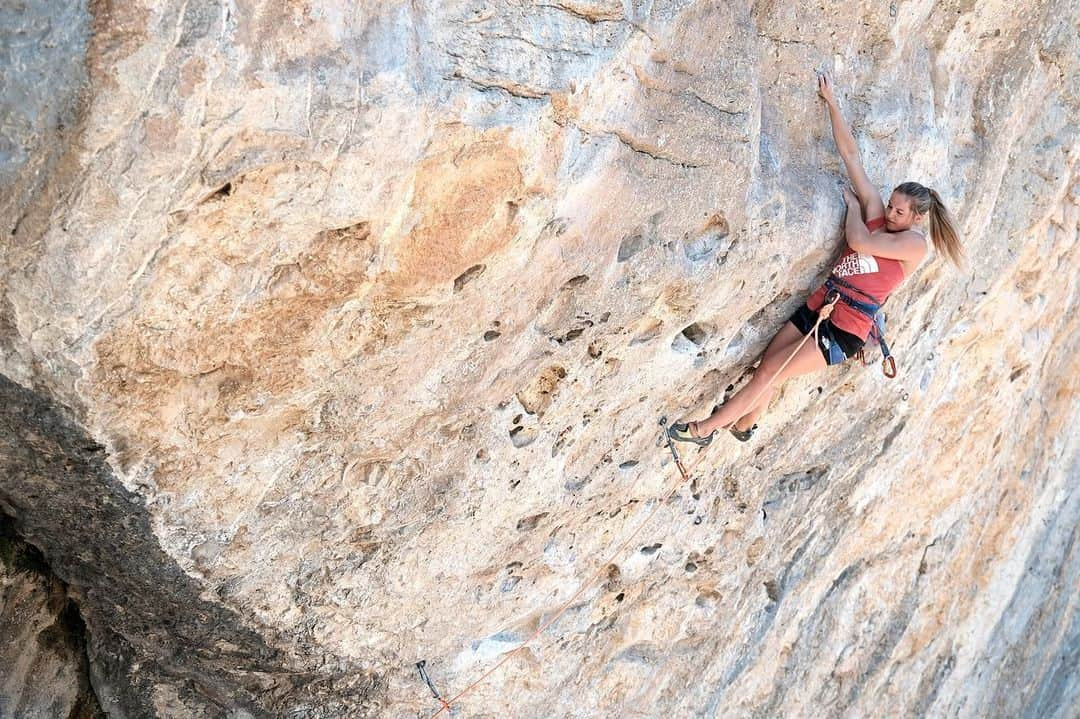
[{"x1": 789, "y1": 303, "x2": 865, "y2": 366}]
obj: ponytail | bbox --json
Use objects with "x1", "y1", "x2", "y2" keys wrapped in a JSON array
[
  {"x1": 894, "y1": 182, "x2": 965, "y2": 269},
  {"x1": 926, "y1": 188, "x2": 965, "y2": 269}
]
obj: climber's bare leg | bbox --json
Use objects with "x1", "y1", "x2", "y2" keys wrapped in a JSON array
[
  {"x1": 694, "y1": 334, "x2": 825, "y2": 435},
  {"x1": 730, "y1": 321, "x2": 804, "y2": 431},
  {"x1": 732, "y1": 385, "x2": 775, "y2": 431},
  {"x1": 762, "y1": 321, "x2": 804, "y2": 358}
]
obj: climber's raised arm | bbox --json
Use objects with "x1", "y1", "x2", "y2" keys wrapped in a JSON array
[{"x1": 818, "y1": 73, "x2": 885, "y2": 222}]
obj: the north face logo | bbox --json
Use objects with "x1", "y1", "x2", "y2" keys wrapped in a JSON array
[{"x1": 834, "y1": 252, "x2": 879, "y2": 277}]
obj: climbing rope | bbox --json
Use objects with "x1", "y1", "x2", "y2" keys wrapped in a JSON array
[
  {"x1": 423, "y1": 296, "x2": 840, "y2": 717},
  {"x1": 715, "y1": 292, "x2": 840, "y2": 433}
]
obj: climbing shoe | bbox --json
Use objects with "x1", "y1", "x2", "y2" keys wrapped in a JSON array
[
  {"x1": 667, "y1": 421, "x2": 715, "y2": 447},
  {"x1": 729, "y1": 424, "x2": 758, "y2": 442}
]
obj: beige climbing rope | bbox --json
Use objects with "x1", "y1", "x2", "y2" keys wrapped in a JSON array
[{"x1": 716, "y1": 292, "x2": 840, "y2": 432}]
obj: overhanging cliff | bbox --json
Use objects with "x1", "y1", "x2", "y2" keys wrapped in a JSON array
[{"x1": 1, "y1": 0, "x2": 1077, "y2": 716}]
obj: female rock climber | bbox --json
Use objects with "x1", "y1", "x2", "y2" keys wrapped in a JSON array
[{"x1": 668, "y1": 72, "x2": 965, "y2": 446}]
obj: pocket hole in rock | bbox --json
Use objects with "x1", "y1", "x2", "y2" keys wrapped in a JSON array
[
  {"x1": 201, "y1": 181, "x2": 233, "y2": 204},
  {"x1": 509, "y1": 426, "x2": 537, "y2": 448},
  {"x1": 556, "y1": 327, "x2": 585, "y2": 344},
  {"x1": 453, "y1": 264, "x2": 486, "y2": 292},
  {"x1": 516, "y1": 512, "x2": 548, "y2": 531},
  {"x1": 617, "y1": 233, "x2": 646, "y2": 262},
  {"x1": 695, "y1": 588, "x2": 720, "y2": 607},
  {"x1": 681, "y1": 323, "x2": 709, "y2": 346}
]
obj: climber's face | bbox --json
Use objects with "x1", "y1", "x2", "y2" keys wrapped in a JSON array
[{"x1": 885, "y1": 192, "x2": 921, "y2": 232}]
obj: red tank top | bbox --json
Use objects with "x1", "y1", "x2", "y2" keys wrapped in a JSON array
[{"x1": 806, "y1": 216, "x2": 906, "y2": 339}]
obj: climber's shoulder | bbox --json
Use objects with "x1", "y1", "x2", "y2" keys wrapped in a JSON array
[
  {"x1": 889, "y1": 229, "x2": 928, "y2": 265},
  {"x1": 855, "y1": 227, "x2": 926, "y2": 263}
]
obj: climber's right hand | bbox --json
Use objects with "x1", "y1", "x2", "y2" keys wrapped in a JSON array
[{"x1": 817, "y1": 72, "x2": 837, "y2": 105}]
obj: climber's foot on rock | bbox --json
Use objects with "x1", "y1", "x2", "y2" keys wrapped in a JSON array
[
  {"x1": 668, "y1": 420, "x2": 715, "y2": 447},
  {"x1": 729, "y1": 423, "x2": 758, "y2": 442}
]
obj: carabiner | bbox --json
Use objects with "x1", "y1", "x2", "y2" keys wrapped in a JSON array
[{"x1": 819, "y1": 290, "x2": 841, "y2": 321}]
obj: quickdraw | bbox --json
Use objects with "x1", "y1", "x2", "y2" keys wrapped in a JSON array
[
  {"x1": 417, "y1": 660, "x2": 453, "y2": 715},
  {"x1": 659, "y1": 416, "x2": 691, "y2": 483},
  {"x1": 856, "y1": 311, "x2": 897, "y2": 378}
]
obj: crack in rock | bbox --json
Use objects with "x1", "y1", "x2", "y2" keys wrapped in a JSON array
[{"x1": 607, "y1": 129, "x2": 705, "y2": 169}]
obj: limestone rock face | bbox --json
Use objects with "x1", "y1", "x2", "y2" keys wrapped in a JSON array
[{"x1": 1, "y1": 0, "x2": 1078, "y2": 717}]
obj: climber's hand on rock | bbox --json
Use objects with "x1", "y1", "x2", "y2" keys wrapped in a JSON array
[{"x1": 818, "y1": 72, "x2": 837, "y2": 105}]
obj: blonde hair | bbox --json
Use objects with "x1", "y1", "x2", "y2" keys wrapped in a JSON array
[{"x1": 894, "y1": 181, "x2": 965, "y2": 268}]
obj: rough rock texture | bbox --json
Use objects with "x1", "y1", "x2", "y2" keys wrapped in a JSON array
[
  {"x1": 0, "y1": 375, "x2": 382, "y2": 717},
  {"x1": 0, "y1": 0, "x2": 89, "y2": 235},
  {"x1": 1, "y1": 0, "x2": 1078, "y2": 717},
  {"x1": 0, "y1": 514, "x2": 104, "y2": 719}
]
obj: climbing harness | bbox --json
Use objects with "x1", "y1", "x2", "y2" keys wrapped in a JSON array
[
  {"x1": 824, "y1": 275, "x2": 897, "y2": 378},
  {"x1": 421, "y1": 296, "x2": 842, "y2": 717}
]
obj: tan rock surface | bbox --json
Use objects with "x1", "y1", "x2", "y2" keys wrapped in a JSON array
[{"x1": 1, "y1": 0, "x2": 1078, "y2": 717}]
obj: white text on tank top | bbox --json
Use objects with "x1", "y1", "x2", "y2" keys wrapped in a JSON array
[{"x1": 833, "y1": 251, "x2": 878, "y2": 278}]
